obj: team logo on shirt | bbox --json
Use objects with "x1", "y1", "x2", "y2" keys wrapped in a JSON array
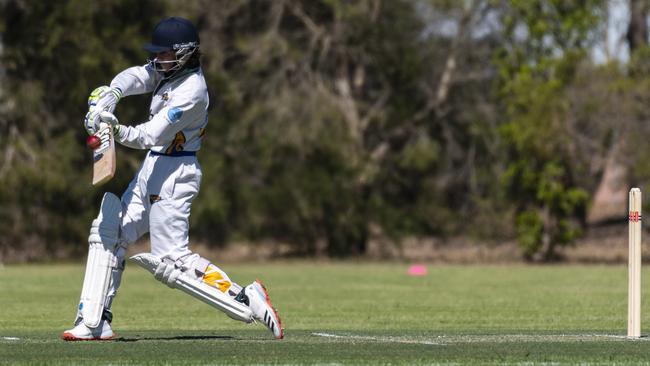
[
  {"x1": 167, "y1": 107, "x2": 183, "y2": 123},
  {"x1": 162, "y1": 92, "x2": 169, "y2": 101}
]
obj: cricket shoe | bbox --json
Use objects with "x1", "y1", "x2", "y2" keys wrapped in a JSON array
[
  {"x1": 61, "y1": 310, "x2": 115, "y2": 341},
  {"x1": 243, "y1": 280, "x2": 284, "y2": 339}
]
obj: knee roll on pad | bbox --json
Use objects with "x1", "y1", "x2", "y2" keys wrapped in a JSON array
[{"x1": 88, "y1": 192, "x2": 121, "y2": 249}]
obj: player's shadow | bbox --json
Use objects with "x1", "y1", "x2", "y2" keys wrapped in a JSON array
[{"x1": 116, "y1": 335, "x2": 236, "y2": 342}]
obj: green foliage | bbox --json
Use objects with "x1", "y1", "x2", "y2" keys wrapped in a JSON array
[
  {"x1": 502, "y1": 0, "x2": 605, "y2": 57},
  {"x1": 496, "y1": 1, "x2": 604, "y2": 259},
  {"x1": 190, "y1": 0, "x2": 445, "y2": 256},
  {"x1": 515, "y1": 210, "x2": 544, "y2": 258},
  {"x1": 0, "y1": 0, "x2": 641, "y2": 261},
  {"x1": 498, "y1": 54, "x2": 590, "y2": 259},
  {"x1": 0, "y1": 0, "x2": 165, "y2": 259}
]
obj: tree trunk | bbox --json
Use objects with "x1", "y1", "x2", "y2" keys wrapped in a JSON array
[{"x1": 627, "y1": 0, "x2": 648, "y2": 53}]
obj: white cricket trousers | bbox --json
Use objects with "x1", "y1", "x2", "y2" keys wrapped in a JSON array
[
  {"x1": 105, "y1": 151, "x2": 202, "y2": 308},
  {"x1": 121, "y1": 152, "x2": 202, "y2": 259}
]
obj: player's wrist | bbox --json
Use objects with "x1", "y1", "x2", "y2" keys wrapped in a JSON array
[{"x1": 110, "y1": 87, "x2": 123, "y2": 102}]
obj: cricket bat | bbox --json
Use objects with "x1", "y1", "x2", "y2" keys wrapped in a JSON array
[{"x1": 88, "y1": 123, "x2": 116, "y2": 186}]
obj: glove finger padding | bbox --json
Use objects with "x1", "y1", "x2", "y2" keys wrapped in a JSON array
[
  {"x1": 84, "y1": 108, "x2": 98, "y2": 135},
  {"x1": 88, "y1": 86, "x2": 122, "y2": 112},
  {"x1": 84, "y1": 86, "x2": 122, "y2": 135},
  {"x1": 99, "y1": 111, "x2": 119, "y2": 126}
]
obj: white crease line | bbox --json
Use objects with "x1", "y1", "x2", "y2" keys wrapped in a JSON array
[
  {"x1": 311, "y1": 332, "x2": 444, "y2": 345},
  {"x1": 1, "y1": 337, "x2": 20, "y2": 341},
  {"x1": 312, "y1": 333, "x2": 650, "y2": 345}
]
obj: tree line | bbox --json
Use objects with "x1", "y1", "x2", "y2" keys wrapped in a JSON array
[{"x1": 1, "y1": 0, "x2": 648, "y2": 262}]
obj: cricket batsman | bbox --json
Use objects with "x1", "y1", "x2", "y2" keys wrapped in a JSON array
[{"x1": 62, "y1": 17, "x2": 283, "y2": 340}]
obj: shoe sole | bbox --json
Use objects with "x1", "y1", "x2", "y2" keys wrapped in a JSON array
[
  {"x1": 255, "y1": 279, "x2": 284, "y2": 339},
  {"x1": 61, "y1": 331, "x2": 115, "y2": 341}
]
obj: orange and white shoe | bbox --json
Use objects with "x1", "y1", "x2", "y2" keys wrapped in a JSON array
[
  {"x1": 62, "y1": 313, "x2": 115, "y2": 341},
  {"x1": 244, "y1": 280, "x2": 284, "y2": 339}
]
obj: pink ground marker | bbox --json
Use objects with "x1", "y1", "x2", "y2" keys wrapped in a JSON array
[{"x1": 407, "y1": 264, "x2": 427, "y2": 276}]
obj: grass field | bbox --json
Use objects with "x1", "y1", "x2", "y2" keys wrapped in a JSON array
[{"x1": 2, "y1": 261, "x2": 650, "y2": 365}]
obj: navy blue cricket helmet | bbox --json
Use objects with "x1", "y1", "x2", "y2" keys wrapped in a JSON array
[
  {"x1": 145, "y1": 17, "x2": 200, "y2": 73},
  {"x1": 144, "y1": 17, "x2": 199, "y2": 53}
]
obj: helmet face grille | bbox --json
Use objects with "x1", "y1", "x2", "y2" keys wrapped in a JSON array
[{"x1": 148, "y1": 46, "x2": 198, "y2": 74}]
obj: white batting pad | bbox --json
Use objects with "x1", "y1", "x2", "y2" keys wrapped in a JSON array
[
  {"x1": 80, "y1": 192, "x2": 122, "y2": 328},
  {"x1": 130, "y1": 253, "x2": 253, "y2": 323}
]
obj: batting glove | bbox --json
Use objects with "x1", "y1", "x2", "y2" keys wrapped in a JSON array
[
  {"x1": 98, "y1": 111, "x2": 122, "y2": 136},
  {"x1": 84, "y1": 86, "x2": 122, "y2": 135}
]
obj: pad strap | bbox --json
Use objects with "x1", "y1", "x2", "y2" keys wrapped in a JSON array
[{"x1": 192, "y1": 257, "x2": 211, "y2": 276}]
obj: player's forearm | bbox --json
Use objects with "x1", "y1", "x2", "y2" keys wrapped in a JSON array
[
  {"x1": 110, "y1": 65, "x2": 159, "y2": 97},
  {"x1": 115, "y1": 115, "x2": 179, "y2": 150},
  {"x1": 115, "y1": 125, "x2": 159, "y2": 149}
]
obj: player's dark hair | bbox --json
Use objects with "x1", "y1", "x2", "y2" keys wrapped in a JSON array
[{"x1": 184, "y1": 49, "x2": 201, "y2": 69}]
